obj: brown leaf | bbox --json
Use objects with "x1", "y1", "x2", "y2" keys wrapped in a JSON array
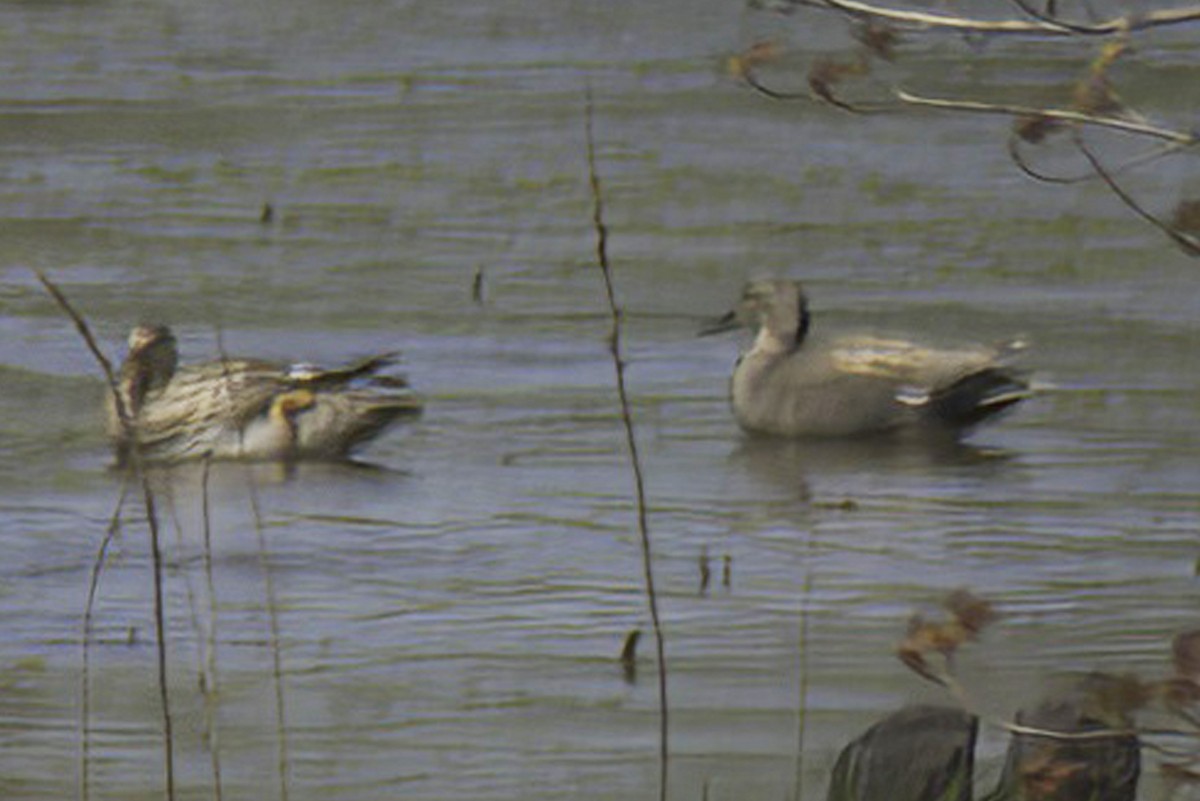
[
  {"x1": 1161, "y1": 676, "x2": 1200, "y2": 713},
  {"x1": 897, "y1": 640, "x2": 947, "y2": 685},
  {"x1": 944, "y1": 588, "x2": 997, "y2": 638},
  {"x1": 1019, "y1": 747, "x2": 1089, "y2": 801},
  {"x1": 1014, "y1": 114, "x2": 1063, "y2": 144},
  {"x1": 902, "y1": 616, "x2": 968, "y2": 656},
  {"x1": 1073, "y1": 76, "x2": 1124, "y2": 117},
  {"x1": 852, "y1": 20, "x2": 899, "y2": 61},
  {"x1": 1169, "y1": 201, "x2": 1200, "y2": 239},
  {"x1": 1161, "y1": 762, "x2": 1200, "y2": 786},
  {"x1": 1072, "y1": 40, "x2": 1130, "y2": 117},
  {"x1": 807, "y1": 55, "x2": 869, "y2": 110},
  {"x1": 727, "y1": 40, "x2": 782, "y2": 80},
  {"x1": 1081, "y1": 672, "x2": 1152, "y2": 722}
]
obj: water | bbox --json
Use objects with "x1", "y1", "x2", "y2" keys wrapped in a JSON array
[{"x1": 0, "y1": 0, "x2": 1197, "y2": 799}]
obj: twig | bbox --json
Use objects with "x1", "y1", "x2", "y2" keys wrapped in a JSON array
[
  {"x1": 1004, "y1": 0, "x2": 1119, "y2": 35},
  {"x1": 246, "y1": 474, "x2": 290, "y2": 801},
  {"x1": 897, "y1": 90, "x2": 1197, "y2": 144},
  {"x1": 1072, "y1": 130, "x2": 1200, "y2": 255},
  {"x1": 792, "y1": 535, "x2": 814, "y2": 801},
  {"x1": 142, "y1": 478, "x2": 177, "y2": 801},
  {"x1": 794, "y1": 0, "x2": 1200, "y2": 36},
  {"x1": 1007, "y1": 133, "x2": 1190, "y2": 185},
  {"x1": 34, "y1": 271, "x2": 131, "y2": 433},
  {"x1": 163, "y1": 475, "x2": 225, "y2": 801},
  {"x1": 36, "y1": 273, "x2": 177, "y2": 799},
  {"x1": 999, "y1": 719, "x2": 1139, "y2": 741},
  {"x1": 200, "y1": 457, "x2": 225, "y2": 801},
  {"x1": 583, "y1": 88, "x2": 670, "y2": 801},
  {"x1": 80, "y1": 476, "x2": 131, "y2": 801},
  {"x1": 743, "y1": 68, "x2": 817, "y2": 102}
]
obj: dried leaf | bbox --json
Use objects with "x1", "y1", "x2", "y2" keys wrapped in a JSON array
[
  {"x1": 1014, "y1": 113, "x2": 1064, "y2": 144},
  {"x1": 1169, "y1": 200, "x2": 1200, "y2": 238},
  {"x1": 620, "y1": 628, "x2": 641, "y2": 684},
  {"x1": 1091, "y1": 40, "x2": 1130, "y2": 77},
  {"x1": 807, "y1": 55, "x2": 869, "y2": 109},
  {"x1": 1073, "y1": 76, "x2": 1124, "y2": 117},
  {"x1": 1161, "y1": 762, "x2": 1200, "y2": 787},
  {"x1": 1081, "y1": 672, "x2": 1152, "y2": 722},
  {"x1": 944, "y1": 588, "x2": 997, "y2": 637},
  {"x1": 1072, "y1": 41, "x2": 1130, "y2": 117},
  {"x1": 852, "y1": 20, "x2": 899, "y2": 61},
  {"x1": 897, "y1": 640, "x2": 946, "y2": 685},
  {"x1": 915, "y1": 619, "x2": 967, "y2": 653},
  {"x1": 727, "y1": 40, "x2": 783, "y2": 80},
  {"x1": 1161, "y1": 676, "x2": 1200, "y2": 713},
  {"x1": 1019, "y1": 747, "x2": 1089, "y2": 801}
]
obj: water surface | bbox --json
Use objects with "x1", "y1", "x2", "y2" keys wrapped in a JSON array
[{"x1": 0, "y1": 0, "x2": 1197, "y2": 799}]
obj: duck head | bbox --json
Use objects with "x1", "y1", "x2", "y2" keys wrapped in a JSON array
[
  {"x1": 121, "y1": 324, "x2": 179, "y2": 414},
  {"x1": 700, "y1": 279, "x2": 811, "y2": 350}
]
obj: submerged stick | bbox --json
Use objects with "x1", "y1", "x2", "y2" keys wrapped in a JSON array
[
  {"x1": 793, "y1": 536, "x2": 815, "y2": 801},
  {"x1": 799, "y1": 0, "x2": 1200, "y2": 36},
  {"x1": 143, "y1": 479, "x2": 177, "y2": 800},
  {"x1": 896, "y1": 91, "x2": 1196, "y2": 145},
  {"x1": 246, "y1": 474, "x2": 291, "y2": 801},
  {"x1": 37, "y1": 272, "x2": 177, "y2": 800},
  {"x1": 200, "y1": 458, "x2": 225, "y2": 801},
  {"x1": 34, "y1": 271, "x2": 131, "y2": 433},
  {"x1": 1072, "y1": 131, "x2": 1200, "y2": 256},
  {"x1": 80, "y1": 477, "x2": 131, "y2": 801},
  {"x1": 583, "y1": 89, "x2": 670, "y2": 800}
]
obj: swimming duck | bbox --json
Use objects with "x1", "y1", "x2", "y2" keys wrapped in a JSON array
[
  {"x1": 106, "y1": 324, "x2": 423, "y2": 464},
  {"x1": 701, "y1": 280, "x2": 1030, "y2": 438}
]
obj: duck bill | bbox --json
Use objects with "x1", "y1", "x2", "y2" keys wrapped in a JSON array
[{"x1": 698, "y1": 310, "x2": 740, "y2": 337}]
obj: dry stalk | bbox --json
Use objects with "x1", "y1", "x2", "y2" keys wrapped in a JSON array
[
  {"x1": 583, "y1": 89, "x2": 670, "y2": 801},
  {"x1": 1072, "y1": 130, "x2": 1200, "y2": 255},
  {"x1": 37, "y1": 271, "x2": 177, "y2": 801},
  {"x1": 200, "y1": 457, "x2": 225, "y2": 801},
  {"x1": 794, "y1": 0, "x2": 1200, "y2": 36},
  {"x1": 246, "y1": 474, "x2": 291, "y2": 801},
  {"x1": 896, "y1": 91, "x2": 1196, "y2": 145},
  {"x1": 80, "y1": 476, "x2": 131, "y2": 801}
]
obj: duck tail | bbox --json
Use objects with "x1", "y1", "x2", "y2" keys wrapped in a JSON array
[
  {"x1": 290, "y1": 352, "x2": 404, "y2": 388},
  {"x1": 927, "y1": 368, "x2": 1032, "y2": 429},
  {"x1": 302, "y1": 390, "x2": 424, "y2": 457}
]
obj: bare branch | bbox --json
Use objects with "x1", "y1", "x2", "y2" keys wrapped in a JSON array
[
  {"x1": 1072, "y1": 131, "x2": 1200, "y2": 256},
  {"x1": 34, "y1": 271, "x2": 131, "y2": 433},
  {"x1": 142, "y1": 480, "x2": 177, "y2": 801},
  {"x1": 1000, "y1": 719, "x2": 1139, "y2": 741},
  {"x1": 1005, "y1": 0, "x2": 1131, "y2": 35},
  {"x1": 1009, "y1": 133, "x2": 1191, "y2": 185},
  {"x1": 743, "y1": 66, "x2": 815, "y2": 102},
  {"x1": 80, "y1": 477, "x2": 131, "y2": 801},
  {"x1": 584, "y1": 88, "x2": 670, "y2": 801},
  {"x1": 794, "y1": 0, "x2": 1200, "y2": 36},
  {"x1": 897, "y1": 90, "x2": 1197, "y2": 144}
]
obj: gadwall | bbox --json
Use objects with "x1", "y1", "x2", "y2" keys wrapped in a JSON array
[
  {"x1": 106, "y1": 324, "x2": 422, "y2": 464},
  {"x1": 701, "y1": 280, "x2": 1030, "y2": 438}
]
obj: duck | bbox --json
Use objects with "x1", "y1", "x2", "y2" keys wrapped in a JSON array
[
  {"x1": 700, "y1": 279, "x2": 1031, "y2": 438},
  {"x1": 106, "y1": 324, "x2": 423, "y2": 464}
]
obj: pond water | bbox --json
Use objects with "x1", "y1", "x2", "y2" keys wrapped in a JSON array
[{"x1": 0, "y1": 0, "x2": 1197, "y2": 799}]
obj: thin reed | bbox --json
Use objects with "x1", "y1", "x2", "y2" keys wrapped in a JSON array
[{"x1": 582, "y1": 90, "x2": 671, "y2": 801}]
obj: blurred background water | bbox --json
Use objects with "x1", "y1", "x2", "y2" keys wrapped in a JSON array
[{"x1": 0, "y1": 0, "x2": 1197, "y2": 798}]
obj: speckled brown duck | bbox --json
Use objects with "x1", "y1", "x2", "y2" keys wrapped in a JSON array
[{"x1": 106, "y1": 324, "x2": 422, "y2": 464}]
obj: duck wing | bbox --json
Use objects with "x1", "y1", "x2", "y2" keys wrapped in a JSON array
[
  {"x1": 285, "y1": 351, "x2": 403, "y2": 388},
  {"x1": 829, "y1": 335, "x2": 1030, "y2": 428},
  {"x1": 829, "y1": 335, "x2": 1018, "y2": 390}
]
